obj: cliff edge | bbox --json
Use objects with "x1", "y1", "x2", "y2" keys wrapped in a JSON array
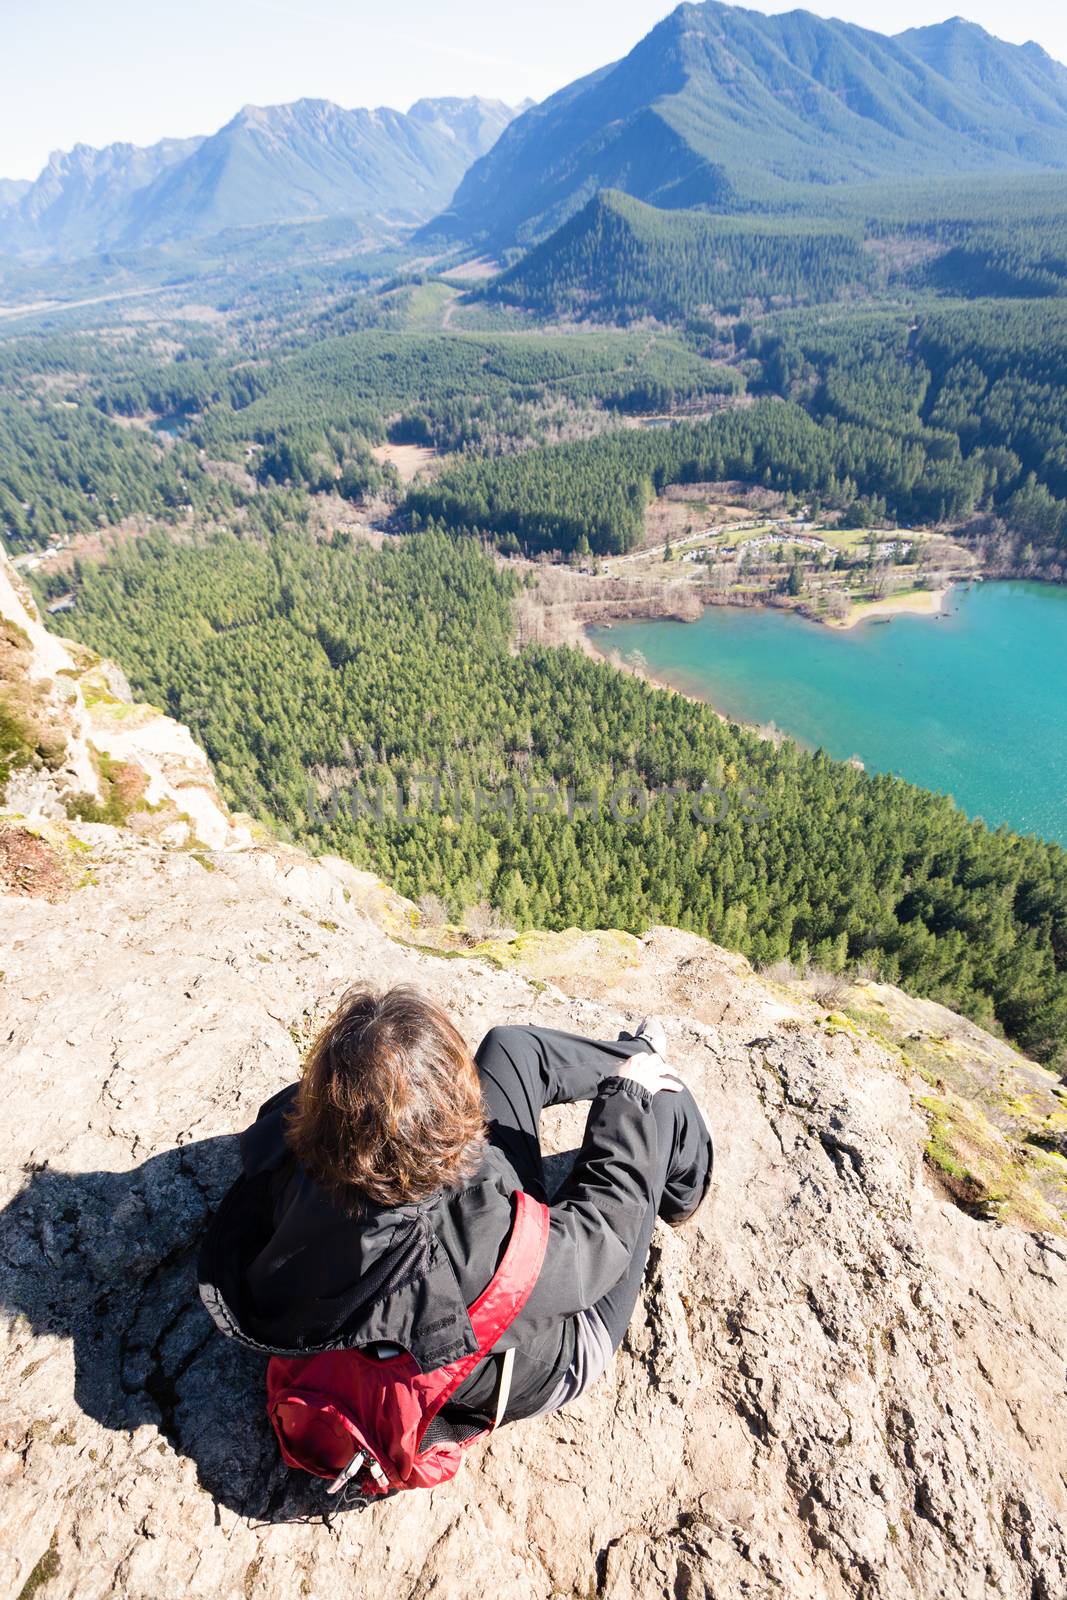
[{"x1": 1, "y1": 561, "x2": 1065, "y2": 1600}]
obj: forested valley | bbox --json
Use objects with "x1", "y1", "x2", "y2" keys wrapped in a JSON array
[
  {"x1": 53, "y1": 524, "x2": 1067, "y2": 1065},
  {"x1": 9, "y1": 216, "x2": 1067, "y2": 568},
  {"x1": 3, "y1": 168, "x2": 1067, "y2": 1072},
  {"x1": 408, "y1": 300, "x2": 1067, "y2": 559}
]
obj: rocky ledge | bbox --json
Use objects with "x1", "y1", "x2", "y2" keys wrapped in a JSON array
[
  {"x1": 0, "y1": 824, "x2": 1065, "y2": 1600},
  {"x1": 1, "y1": 547, "x2": 1065, "y2": 1599}
]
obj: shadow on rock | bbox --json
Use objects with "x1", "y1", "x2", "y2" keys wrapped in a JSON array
[
  {"x1": 0, "y1": 1135, "x2": 329, "y2": 1523},
  {"x1": 1, "y1": 1140, "x2": 590, "y2": 1525}
]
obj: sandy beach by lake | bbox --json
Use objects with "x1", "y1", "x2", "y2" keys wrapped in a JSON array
[{"x1": 828, "y1": 586, "x2": 951, "y2": 629}]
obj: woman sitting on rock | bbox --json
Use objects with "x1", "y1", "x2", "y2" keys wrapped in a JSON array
[{"x1": 198, "y1": 986, "x2": 712, "y2": 1496}]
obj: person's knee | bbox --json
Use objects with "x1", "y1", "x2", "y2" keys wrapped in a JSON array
[
  {"x1": 474, "y1": 1024, "x2": 532, "y2": 1067},
  {"x1": 652, "y1": 1082, "x2": 702, "y2": 1133},
  {"x1": 654, "y1": 1085, "x2": 712, "y2": 1175}
]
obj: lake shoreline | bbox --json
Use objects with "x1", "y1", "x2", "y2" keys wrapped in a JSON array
[
  {"x1": 581, "y1": 582, "x2": 956, "y2": 723},
  {"x1": 581, "y1": 623, "x2": 747, "y2": 728},
  {"x1": 584, "y1": 580, "x2": 1067, "y2": 847}
]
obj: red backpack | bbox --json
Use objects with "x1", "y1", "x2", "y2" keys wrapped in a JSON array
[{"x1": 265, "y1": 1190, "x2": 550, "y2": 1499}]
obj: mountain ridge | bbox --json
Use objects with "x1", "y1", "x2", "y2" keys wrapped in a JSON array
[
  {"x1": 0, "y1": 95, "x2": 518, "y2": 259},
  {"x1": 429, "y1": 2, "x2": 1067, "y2": 248}
]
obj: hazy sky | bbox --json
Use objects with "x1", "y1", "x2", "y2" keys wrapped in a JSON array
[{"x1": 3, "y1": 0, "x2": 1066, "y2": 180}]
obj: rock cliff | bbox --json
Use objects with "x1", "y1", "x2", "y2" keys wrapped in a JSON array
[
  {"x1": 1, "y1": 560, "x2": 1065, "y2": 1600},
  {"x1": 0, "y1": 551, "x2": 248, "y2": 853}
]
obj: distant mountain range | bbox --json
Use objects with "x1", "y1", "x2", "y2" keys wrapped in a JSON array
[
  {"x1": 0, "y1": 97, "x2": 518, "y2": 259},
  {"x1": 429, "y1": 3, "x2": 1067, "y2": 248},
  {"x1": 5, "y1": 3, "x2": 1067, "y2": 267},
  {"x1": 0, "y1": 179, "x2": 31, "y2": 209}
]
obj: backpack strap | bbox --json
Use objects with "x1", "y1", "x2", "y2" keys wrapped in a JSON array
[
  {"x1": 411, "y1": 1189, "x2": 549, "y2": 1451},
  {"x1": 466, "y1": 1189, "x2": 551, "y2": 1355}
]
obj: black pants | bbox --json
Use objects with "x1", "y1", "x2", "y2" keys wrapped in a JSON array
[{"x1": 474, "y1": 1024, "x2": 713, "y2": 1351}]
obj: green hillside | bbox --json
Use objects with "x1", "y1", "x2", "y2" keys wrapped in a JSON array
[
  {"x1": 490, "y1": 191, "x2": 879, "y2": 321},
  {"x1": 407, "y1": 299, "x2": 1067, "y2": 561},
  {"x1": 490, "y1": 178, "x2": 1067, "y2": 323}
]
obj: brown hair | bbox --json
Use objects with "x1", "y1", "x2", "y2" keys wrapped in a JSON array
[{"x1": 285, "y1": 985, "x2": 487, "y2": 1209}]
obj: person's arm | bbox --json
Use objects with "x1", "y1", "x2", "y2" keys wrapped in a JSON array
[{"x1": 517, "y1": 1055, "x2": 681, "y2": 1328}]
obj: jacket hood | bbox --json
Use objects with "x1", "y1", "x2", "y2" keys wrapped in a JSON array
[{"x1": 197, "y1": 1085, "x2": 483, "y2": 1370}]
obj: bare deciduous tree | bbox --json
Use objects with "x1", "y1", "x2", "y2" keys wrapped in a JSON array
[
  {"x1": 417, "y1": 892, "x2": 449, "y2": 930},
  {"x1": 463, "y1": 900, "x2": 507, "y2": 941},
  {"x1": 807, "y1": 968, "x2": 853, "y2": 1008}
]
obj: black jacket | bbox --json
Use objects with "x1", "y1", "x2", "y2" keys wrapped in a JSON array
[{"x1": 197, "y1": 1075, "x2": 657, "y2": 1421}]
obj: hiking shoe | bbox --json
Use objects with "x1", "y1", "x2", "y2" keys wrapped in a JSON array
[{"x1": 633, "y1": 1015, "x2": 668, "y2": 1058}]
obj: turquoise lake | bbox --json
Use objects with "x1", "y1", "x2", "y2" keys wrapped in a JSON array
[{"x1": 588, "y1": 582, "x2": 1067, "y2": 848}]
